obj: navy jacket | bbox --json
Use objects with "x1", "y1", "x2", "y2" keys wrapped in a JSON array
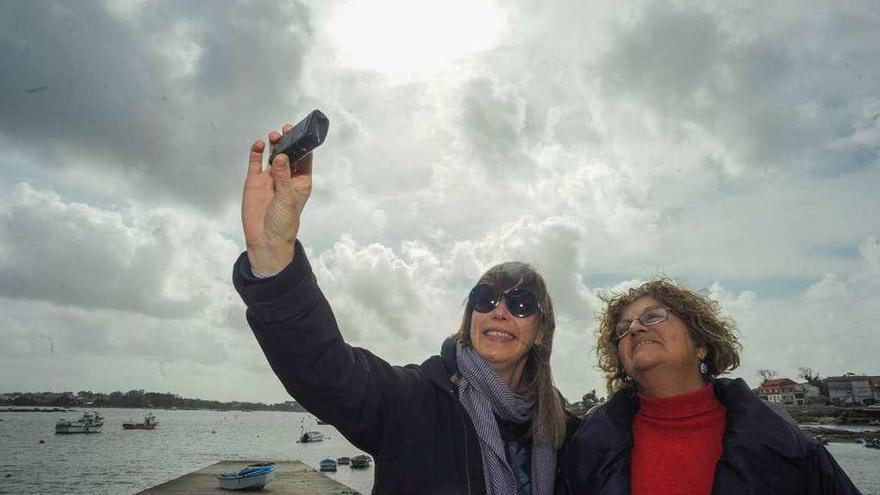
[
  {"x1": 557, "y1": 378, "x2": 863, "y2": 495},
  {"x1": 234, "y1": 241, "x2": 489, "y2": 494}
]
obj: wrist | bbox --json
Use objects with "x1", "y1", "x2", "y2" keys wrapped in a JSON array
[{"x1": 247, "y1": 241, "x2": 295, "y2": 275}]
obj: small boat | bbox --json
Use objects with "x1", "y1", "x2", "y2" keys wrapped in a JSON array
[
  {"x1": 123, "y1": 413, "x2": 159, "y2": 430},
  {"x1": 217, "y1": 464, "x2": 276, "y2": 490},
  {"x1": 336, "y1": 456, "x2": 351, "y2": 465},
  {"x1": 350, "y1": 454, "x2": 372, "y2": 469},
  {"x1": 316, "y1": 419, "x2": 329, "y2": 425},
  {"x1": 298, "y1": 424, "x2": 324, "y2": 443},
  {"x1": 55, "y1": 411, "x2": 104, "y2": 434},
  {"x1": 299, "y1": 430, "x2": 324, "y2": 443},
  {"x1": 864, "y1": 438, "x2": 880, "y2": 449},
  {"x1": 319, "y1": 458, "x2": 338, "y2": 472}
]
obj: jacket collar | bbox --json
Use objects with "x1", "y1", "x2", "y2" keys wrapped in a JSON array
[
  {"x1": 441, "y1": 336, "x2": 459, "y2": 375},
  {"x1": 589, "y1": 384, "x2": 638, "y2": 461},
  {"x1": 418, "y1": 336, "x2": 461, "y2": 393},
  {"x1": 713, "y1": 377, "x2": 809, "y2": 459}
]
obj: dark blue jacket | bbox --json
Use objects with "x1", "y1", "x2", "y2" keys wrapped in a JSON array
[
  {"x1": 557, "y1": 378, "x2": 863, "y2": 495},
  {"x1": 234, "y1": 241, "x2": 489, "y2": 494}
]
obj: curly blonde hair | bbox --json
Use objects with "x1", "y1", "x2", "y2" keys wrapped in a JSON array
[{"x1": 596, "y1": 278, "x2": 742, "y2": 395}]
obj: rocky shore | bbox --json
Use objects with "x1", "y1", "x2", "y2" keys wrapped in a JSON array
[{"x1": 799, "y1": 425, "x2": 880, "y2": 443}]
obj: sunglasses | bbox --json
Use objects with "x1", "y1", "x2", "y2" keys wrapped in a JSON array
[
  {"x1": 468, "y1": 283, "x2": 542, "y2": 318},
  {"x1": 614, "y1": 306, "x2": 672, "y2": 341}
]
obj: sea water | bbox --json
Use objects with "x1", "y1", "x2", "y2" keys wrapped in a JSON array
[{"x1": 0, "y1": 408, "x2": 373, "y2": 494}]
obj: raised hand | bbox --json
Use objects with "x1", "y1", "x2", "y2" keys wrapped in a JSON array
[{"x1": 242, "y1": 123, "x2": 314, "y2": 275}]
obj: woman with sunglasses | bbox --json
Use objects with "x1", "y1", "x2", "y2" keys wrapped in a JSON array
[
  {"x1": 557, "y1": 279, "x2": 861, "y2": 495},
  {"x1": 232, "y1": 125, "x2": 574, "y2": 494}
]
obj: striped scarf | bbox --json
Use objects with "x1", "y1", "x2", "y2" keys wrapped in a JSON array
[{"x1": 456, "y1": 342, "x2": 556, "y2": 495}]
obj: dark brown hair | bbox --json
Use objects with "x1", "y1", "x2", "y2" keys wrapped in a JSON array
[
  {"x1": 596, "y1": 278, "x2": 742, "y2": 395},
  {"x1": 454, "y1": 262, "x2": 566, "y2": 448}
]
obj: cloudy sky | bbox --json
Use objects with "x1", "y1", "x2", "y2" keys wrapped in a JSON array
[{"x1": 1, "y1": 0, "x2": 878, "y2": 404}]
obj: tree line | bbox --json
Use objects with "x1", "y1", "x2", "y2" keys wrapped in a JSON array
[{"x1": 0, "y1": 389, "x2": 307, "y2": 412}]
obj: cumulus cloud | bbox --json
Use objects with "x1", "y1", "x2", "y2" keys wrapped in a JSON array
[
  {"x1": 0, "y1": 183, "x2": 240, "y2": 317},
  {"x1": 0, "y1": 0, "x2": 314, "y2": 209},
  {"x1": 594, "y1": 1, "x2": 880, "y2": 177},
  {"x1": 719, "y1": 236, "x2": 880, "y2": 386},
  {"x1": 0, "y1": 294, "x2": 285, "y2": 402}
]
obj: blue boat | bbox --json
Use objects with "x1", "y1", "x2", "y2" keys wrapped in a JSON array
[
  {"x1": 217, "y1": 464, "x2": 276, "y2": 490},
  {"x1": 319, "y1": 458, "x2": 338, "y2": 472}
]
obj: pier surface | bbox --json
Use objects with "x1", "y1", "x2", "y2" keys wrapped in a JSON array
[{"x1": 136, "y1": 460, "x2": 360, "y2": 494}]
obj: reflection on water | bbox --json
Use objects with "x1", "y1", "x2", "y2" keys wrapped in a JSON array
[{"x1": 1, "y1": 408, "x2": 878, "y2": 495}]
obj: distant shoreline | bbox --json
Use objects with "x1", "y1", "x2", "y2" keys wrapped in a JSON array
[
  {"x1": 0, "y1": 406, "x2": 310, "y2": 413},
  {"x1": 1, "y1": 390, "x2": 309, "y2": 413},
  {"x1": 0, "y1": 407, "x2": 75, "y2": 413}
]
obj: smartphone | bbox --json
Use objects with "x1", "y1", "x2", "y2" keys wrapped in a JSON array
[{"x1": 268, "y1": 109, "x2": 330, "y2": 169}]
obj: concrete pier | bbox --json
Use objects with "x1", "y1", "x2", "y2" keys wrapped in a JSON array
[{"x1": 136, "y1": 460, "x2": 361, "y2": 494}]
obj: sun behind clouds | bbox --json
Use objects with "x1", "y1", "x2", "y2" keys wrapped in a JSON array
[{"x1": 324, "y1": 0, "x2": 507, "y2": 79}]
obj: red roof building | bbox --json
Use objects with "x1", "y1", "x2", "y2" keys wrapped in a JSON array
[{"x1": 757, "y1": 378, "x2": 799, "y2": 405}]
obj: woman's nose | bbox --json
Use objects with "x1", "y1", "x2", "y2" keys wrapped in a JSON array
[
  {"x1": 628, "y1": 319, "x2": 649, "y2": 333},
  {"x1": 490, "y1": 299, "x2": 512, "y2": 319}
]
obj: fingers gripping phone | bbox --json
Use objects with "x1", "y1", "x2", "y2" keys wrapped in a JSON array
[{"x1": 268, "y1": 109, "x2": 330, "y2": 170}]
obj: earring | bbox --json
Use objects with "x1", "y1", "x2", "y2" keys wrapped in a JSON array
[{"x1": 699, "y1": 361, "x2": 709, "y2": 375}]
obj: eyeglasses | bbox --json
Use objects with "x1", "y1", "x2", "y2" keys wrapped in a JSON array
[
  {"x1": 614, "y1": 306, "x2": 672, "y2": 341},
  {"x1": 468, "y1": 284, "x2": 542, "y2": 318}
]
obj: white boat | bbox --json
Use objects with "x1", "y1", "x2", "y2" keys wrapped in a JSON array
[
  {"x1": 297, "y1": 421, "x2": 324, "y2": 443},
  {"x1": 217, "y1": 464, "x2": 276, "y2": 490},
  {"x1": 55, "y1": 411, "x2": 104, "y2": 434},
  {"x1": 298, "y1": 429, "x2": 324, "y2": 443}
]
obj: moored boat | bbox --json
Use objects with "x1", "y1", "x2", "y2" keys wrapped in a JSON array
[
  {"x1": 55, "y1": 411, "x2": 104, "y2": 434},
  {"x1": 298, "y1": 424, "x2": 324, "y2": 443},
  {"x1": 123, "y1": 413, "x2": 158, "y2": 430},
  {"x1": 350, "y1": 454, "x2": 372, "y2": 469},
  {"x1": 336, "y1": 456, "x2": 350, "y2": 465},
  {"x1": 299, "y1": 430, "x2": 324, "y2": 442},
  {"x1": 319, "y1": 458, "x2": 338, "y2": 472},
  {"x1": 217, "y1": 464, "x2": 276, "y2": 490}
]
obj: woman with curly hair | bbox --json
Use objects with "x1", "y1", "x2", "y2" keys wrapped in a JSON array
[{"x1": 557, "y1": 278, "x2": 861, "y2": 495}]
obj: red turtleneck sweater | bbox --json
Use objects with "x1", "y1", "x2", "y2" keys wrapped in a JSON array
[{"x1": 631, "y1": 383, "x2": 727, "y2": 495}]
